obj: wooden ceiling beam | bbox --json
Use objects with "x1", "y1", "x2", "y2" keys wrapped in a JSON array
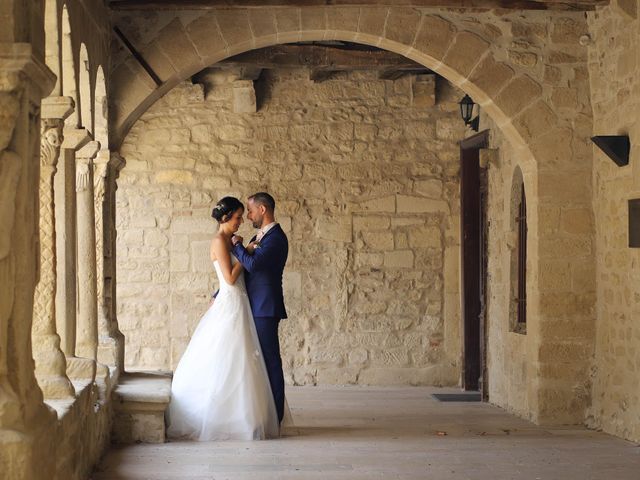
[
  {"x1": 109, "y1": 0, "x2": 607, "y2": 11},
  {"x1": 211, "y1": 44, "x2": 430, "y2": 72}
]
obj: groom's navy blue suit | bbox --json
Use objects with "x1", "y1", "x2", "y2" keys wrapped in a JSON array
[{"x1": 233, "y1": 224, "x2": 288, "y2": 422}]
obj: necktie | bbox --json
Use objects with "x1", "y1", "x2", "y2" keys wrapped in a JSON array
[{"x1": 256, "y1": 230, "x2": 264, "y2": 242}]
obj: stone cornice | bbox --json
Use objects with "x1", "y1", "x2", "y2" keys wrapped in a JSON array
[
  {"x1": 62, "y1": 127, "x2": 91, "y2": 151},
  {"x1": 76, "y1": 140, "x2": 101, "y2": 161},
  {"x1": 41, "y1": 96, "x2": 75, "y2": 121}
]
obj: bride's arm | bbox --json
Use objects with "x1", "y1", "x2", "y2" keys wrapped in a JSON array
[{"x1": 212, "y1": 237, "x2": 243, "y2": 285}]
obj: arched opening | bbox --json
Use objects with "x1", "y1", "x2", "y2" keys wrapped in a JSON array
[
  {"x1": 78, "y1": 43, "x2": 92, "y2": 134},
  {"x1": 61, "y1": 5, "x2": 78, "y2": 127},
  {"x1": 94, "y1": 65, "x2": 108, "y2": 147},
  {"x1": 44, "y1": 0, "x2": 61, "y2": 96}
]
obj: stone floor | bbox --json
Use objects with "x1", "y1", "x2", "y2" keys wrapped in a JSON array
[{"x1": 93, "y1": 386, "x2": 640, "y2": 479}]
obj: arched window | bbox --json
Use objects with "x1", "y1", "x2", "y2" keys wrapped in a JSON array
[{"x1": 509, "y1": 166, "x2": 527, "y2": 334}]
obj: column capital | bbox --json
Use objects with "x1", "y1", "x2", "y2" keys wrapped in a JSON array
[
  {"x1": 40, "y1": 121, "x2": 63, "y2": 168},
  {"x1": 41, "y1": 96, "x2": 75, "y2": 121},
  {"x1": 62, "y1": 127, "x2": 91, "y2": 151},
  {"x1": 0, "y1": 43, "x2": 56, "y2": 96},
  {"x1": 76, "y1": 141, "x2": 100, "y2": 193}
]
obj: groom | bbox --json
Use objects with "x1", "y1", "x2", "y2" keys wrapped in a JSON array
[{"x1": 232, "y1": 192, "x2": 288, "y2": 423}]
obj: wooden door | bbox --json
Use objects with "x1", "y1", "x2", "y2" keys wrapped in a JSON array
[{"x1": 459, "y1": 131, "x2": 489, "y2": 392}]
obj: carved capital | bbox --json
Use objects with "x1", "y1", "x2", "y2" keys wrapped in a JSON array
[
  {"x1": 76, "y1": 158, "x2": 92, "y2": 193},
  {"x1": 40, "y1": 120, "x2": 64, "y2": 168},
  {"x1": 94, "y1": 150, "x2": 110, "y2": 202}
]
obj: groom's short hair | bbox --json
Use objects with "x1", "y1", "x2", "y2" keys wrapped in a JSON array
[{"x1": 249, "y1": 192, "x2": 275, "y2": 212}]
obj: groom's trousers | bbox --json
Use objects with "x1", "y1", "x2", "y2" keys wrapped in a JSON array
[{"x1": 254, "y1": 316, "x2": 285, "y2": 422}]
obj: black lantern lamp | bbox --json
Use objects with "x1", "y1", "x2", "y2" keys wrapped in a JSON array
[{"x1": 459, "y1": 94, "x2": 479, "y2": 132}]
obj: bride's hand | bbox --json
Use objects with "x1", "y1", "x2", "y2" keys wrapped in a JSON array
[
  {"x1": 246, "y1": 241, "x2": 259, "y2": 253},
  {"x1": 232, "y1": 235, "x2": 243, "y2": 246}
]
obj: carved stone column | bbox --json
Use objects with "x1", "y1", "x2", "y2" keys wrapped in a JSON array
[
  {"x1": 95, "y1": 150, "x2": 125, "y2": 372},
  {"x1": 0, "y1": 41, "x2": 58, "y2": 479},
  {"x1": 31, "y1": 97, "x2": 75, "y2": 399},
  {"x1": 75, "y1": 141, "x2": 100, "y2": 378}
]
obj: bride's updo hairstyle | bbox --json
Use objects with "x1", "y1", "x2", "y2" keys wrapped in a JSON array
[{"x1": 211, "y1": 196, "x2": 244, "y2": 223}]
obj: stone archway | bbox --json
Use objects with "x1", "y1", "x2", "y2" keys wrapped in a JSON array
[{"x1": 110, "y1": 6, "x2": 596, "y2": 425}]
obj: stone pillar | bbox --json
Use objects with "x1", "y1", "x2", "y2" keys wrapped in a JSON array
[
  {"x1": 57, "y1": 128, "x2": 92, "y2": 382},
  {"x1": 75, "y1": 141, "x2": 100, "y2": 369},
  {"x1": 95, "y1": 150, "x2": 125, "y2": 372},
  {"x1": 31, "y1": 96, "x2": 75, "y2": 399},
  {"x1": 0, "y1": 42, "x2": 58, "y2": 479}
]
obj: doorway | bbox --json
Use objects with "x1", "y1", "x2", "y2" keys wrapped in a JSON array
[{"x1": 459, "y1": 130, "x2": 489, "y2": 395}]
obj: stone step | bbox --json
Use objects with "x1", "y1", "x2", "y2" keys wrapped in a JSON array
[{"x1": 112, "y1": 371, "x2": 172, "y2": 444}]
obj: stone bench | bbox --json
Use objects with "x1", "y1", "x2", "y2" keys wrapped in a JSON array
[{"x1": 112, "y1": 371, "x2": 172, "y2": 444}]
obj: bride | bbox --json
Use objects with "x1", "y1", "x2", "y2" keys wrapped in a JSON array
[{"x1": 166, "y1": 196, "x2": 280, "y2": 441}]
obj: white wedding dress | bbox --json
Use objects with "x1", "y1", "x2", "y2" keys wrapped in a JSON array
[{"x1": 166, "y1": 256, "x2": 280, "y2": 441}]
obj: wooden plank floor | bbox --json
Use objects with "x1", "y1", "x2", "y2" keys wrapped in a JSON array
[{"x1": 93, "y1": 386, "x2": 640, "y2": 479}]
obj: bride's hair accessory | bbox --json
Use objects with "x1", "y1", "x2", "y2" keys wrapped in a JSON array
[{"x1": 211, "y1": 196, "x2": 244, "y2": 223}]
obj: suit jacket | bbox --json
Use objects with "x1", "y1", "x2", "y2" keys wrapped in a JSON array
[{"x1": 233, "y1": 223, "x2": 288, "y2": 319}]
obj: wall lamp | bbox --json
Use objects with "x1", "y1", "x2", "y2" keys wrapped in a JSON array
[{"x1": 459, "y1": 94, "x2": 479, "y2": 132}]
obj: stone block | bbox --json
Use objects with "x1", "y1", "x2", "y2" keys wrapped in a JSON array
[
  {"x1": 249, "y1": 10, "x2": 277, "y2": 45},
  {"x1": 353, "y1": 215, "x2": 390, "y2": 231},
  {"x1": 362, "y1": 231, "x2": 394, "y2": 251},
  {"x1": 154, "y1": 170, "x2": 193, "y2": 185},
  {"x1": 560, "y1": 207, "x2": 593, "y2": 235},
  {"x1": 275, "y1": 9, "x2": 301, "y2": 36},
  {"x1": 409, "y1": 227, "x2": 441, "y2": 249},
  {"x1": 384, "y1": 250, "x2": 414, "y2": 268},
  {"x1": 514, "y1": 100, "x2": 557, "y2": 139},
  {"x1": 358, "y1": 7, "x2": 388, "y2": 38},
  {"x1": 436, "y1": 117, "x2": 465, "y2": 140},
  {"x1": 191, "y1": 240, "x2": 213, "y2": 272},
  {"x1": 112, "y1": 372, "x2": 172, "y2": 444},
  {"x1": 468, "y1": 55, "x2": 515, "y2": 99},
  {"x1": 413, "y1": 15, "x2": 456, "y2": 63},
  {"x1": 214, "y1": 10, "x2": 253, "y2": 53},
  {"x1": 397, "y1": 195, "x2": 449, "y2": 214},
  {"x1": 300, "y1": 7, "x2": 327, "y2": 33},
  {"x1": 412, "y1": 74, "x2": 436, "y2": 108},
  {"x1": 384, "y1": 8, "x2": 422, "y2": 47},
  {"x1": 232, "y1": 80, "x2": 256, "y2": 113},
  {"x1": 442, "y1": 31, "x2": 490, "y2": 79},
  {"x1": 495, "y1": 75, "x2": 542, "y2": 118},
  {"x1": 144, "y1": 230, "x2": 169, "y2": 247},
  {"x1": 185, "y1": 13, "x2": 228, "y2": 61},
  {"x1": 315, "y1": 215, "x2": 352, "y2": 243},
  {"x1": 156, "y1": 18, "x2": 203, "y2": 74},
  {"x1": 356, "y1": 195, "x2": 396, "y2": 213},
  {"x1": 414, "y1": 179, "x2": 442, "y2": 199}
]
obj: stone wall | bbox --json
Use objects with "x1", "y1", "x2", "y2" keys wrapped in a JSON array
[
  {"x1": 587, "y1": 2, "x2": 640, "y2": 443},
  {"x1": 116, "y1": 69, "x2": 466, "y2": 386}
]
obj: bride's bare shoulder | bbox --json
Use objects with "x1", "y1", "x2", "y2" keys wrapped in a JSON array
[{"x1": 210, "y1": 234, "x2": 225, "y2": 261}]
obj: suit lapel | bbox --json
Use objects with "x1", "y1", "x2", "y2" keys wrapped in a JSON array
[{"x1": 258, "y1": 223, "x2": 280, "y2": 243}]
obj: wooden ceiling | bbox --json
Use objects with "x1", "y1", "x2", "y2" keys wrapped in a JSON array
[{"x1": 109, "y1": 0, "x2": 608, "y2": 11}]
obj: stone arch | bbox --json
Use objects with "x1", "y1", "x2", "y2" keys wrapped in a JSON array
[
  {"x1": 109, "y1": 7, "x2": 595, "y2": 425},
  {"x1": 110, "y1": 9, "x2": 552, "y2": 154},
  {"x1": 79, "y1": 43, "x2": 92, "y2": 134},
  {"x1": 61, "y1": 4, "x2": 78, "y2": 126}
]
